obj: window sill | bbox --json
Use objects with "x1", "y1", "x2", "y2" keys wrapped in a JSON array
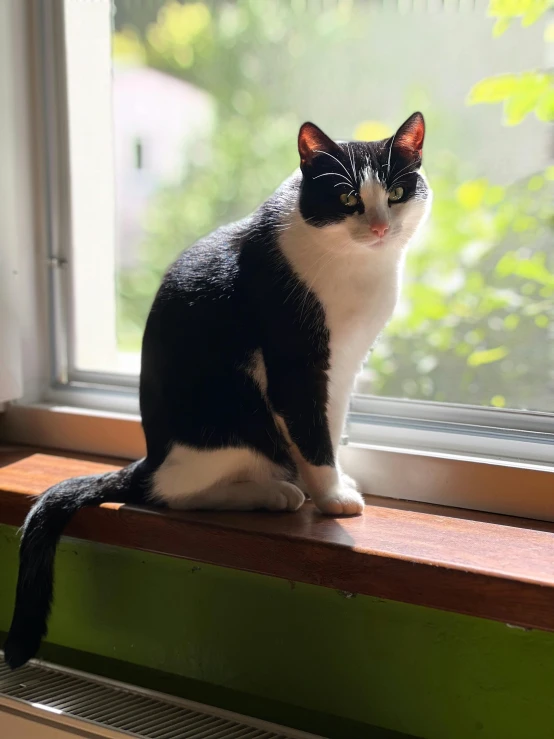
[
  {"x1": 1, "y1": 445, "x2": 554, "y2": 632},
  {"x1": 3, "y1": 402, "x2": 554, "y2": 522}
]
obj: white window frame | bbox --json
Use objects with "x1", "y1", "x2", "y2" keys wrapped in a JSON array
[{"x1": 1, "y1": 0, "x2": 554, "y2": 524}]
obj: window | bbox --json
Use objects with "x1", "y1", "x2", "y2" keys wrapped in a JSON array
[{"x1": 2, "y1": 0, "x2": 554, "y2": 519}]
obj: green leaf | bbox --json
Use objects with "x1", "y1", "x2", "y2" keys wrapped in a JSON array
[
  {"x1": 527, "y1": 175, "x2": 544, "y2": 191},
  {"x1": 488, "y1": 0, "x2": 554, "y2": 26},
  {"x1": 535, "y1": 88, "x2": 554, "y2": 122},
  {"x1": 468, "y1": 75, "x2": 518, "y2": 104},
  {"x1": 493, "y1": 17, "x2": 512, "y2": 35},
  {"x1": 470, "y1": 72, "x2": 553, "y2": 125},
  {"x1": 504, "y1": 75, "x2": 551, "y2": 124},
  {"x1": 467, "y1": 346, "x2": 509, "y2": 367},
  {"x1": 484, "y1": 185, "x2": 505, "y2": 205},
  {"x1": 496, "y1": 251, "x2": 554, "y2": 286},
  {"x1": 512, "y1": 215, "x2": 537, "y2": 231},
  {"x1": 522, "y1": 0, "x2": 553, "y2": 25},
  {"x1": 488, "y1": 0, "x2": 528, "y2": 18},
  {"x1": 456, "y1": 179, "x2": 488, "y2": 209}
]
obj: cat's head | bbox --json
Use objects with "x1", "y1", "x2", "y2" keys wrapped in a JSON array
[{"x1": 297, "y1": 112, "x2": 431, "y2": 249}]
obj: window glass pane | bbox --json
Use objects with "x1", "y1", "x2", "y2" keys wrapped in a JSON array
[{"x1": 107, "y1": 0, "x2": 553, "y2": 409}]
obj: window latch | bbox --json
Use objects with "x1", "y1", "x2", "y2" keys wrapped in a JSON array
[{"x1": 46, "y1": 256, "x2": 68, "y2": 268}]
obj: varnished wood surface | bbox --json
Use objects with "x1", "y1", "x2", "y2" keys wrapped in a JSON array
[{"x1": 1, "y1": 446, "x2": 554, "y2": 631}]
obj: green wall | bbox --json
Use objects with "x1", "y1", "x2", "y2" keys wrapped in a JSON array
[{"x1": 1, "y1": 524, "x2": 553, "y2": 739}]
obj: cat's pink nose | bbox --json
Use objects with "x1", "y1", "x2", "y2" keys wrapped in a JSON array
[{"x1": 370, "y1": 222, "x2": 389, "y2": 238}]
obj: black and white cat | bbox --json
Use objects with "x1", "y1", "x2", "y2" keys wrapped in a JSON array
[{"x1": 4, "y1": 112, "x2": 430, "y2": 669}]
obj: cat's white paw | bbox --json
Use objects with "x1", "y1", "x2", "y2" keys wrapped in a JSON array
[
  {"x1": 339, "y1": 472, "x2": 359, "y2": 491},
  {"x1": 265, "y1": 481, "x2": 305, "y2": 512},
  {"x1": 315, "y1": 485, "x2": 364, "y2": 516}
]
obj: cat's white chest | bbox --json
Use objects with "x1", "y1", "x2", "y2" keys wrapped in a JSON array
[
  {"x1": 317, "y1": 251, "x2": 400, "y2": 446},
  {"x1": 307, "y1": 231, "x2": 401, "y2": 357},
  {"x1": 280, "y1": 218, "x2": 403, "y2": 448}
]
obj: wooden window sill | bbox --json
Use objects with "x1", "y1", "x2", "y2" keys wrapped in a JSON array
[{"x1": 1, "y1": 445, "x2": 554, "y2": 632}]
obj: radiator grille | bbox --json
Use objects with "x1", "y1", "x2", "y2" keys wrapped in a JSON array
[{"x1": 0, "y1": 654, "x2": 325, "y2": 739}]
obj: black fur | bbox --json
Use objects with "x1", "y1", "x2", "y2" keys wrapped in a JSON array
[
  {"x1": 4, "y1": 461, "x2": 149, "y2": 668},
  {"x1": 4, "y1": 113, "x2": 426, "y2": 668},
  {"x1": 139, "y1": 191, "x2": 333, "y2": 474}
]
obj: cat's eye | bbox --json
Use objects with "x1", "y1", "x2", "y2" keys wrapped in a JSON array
[
  {"x1": 388, "y1": 186, "x2": 404, "y2": 203},
  {"x1": 340, "y1": 192, "x2": 359, "y2": 207}
]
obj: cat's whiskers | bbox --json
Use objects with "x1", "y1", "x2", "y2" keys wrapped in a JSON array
[
  {"x1": 389, "y1": 176, "x2": 413, "y2": 189},
  {"x1": 314, "y1": 149, "x2": 355, "y2": 186},
  {"x1": 390, "y1": 162, "x2": 417, "y2": 180},
  {"x1": 274, "y1": 220, "x2": 293, "y2": 232},
  {"x1": 388, "y1": 159, "x2": 418, "y2": 185},
  {"x1": 347, "y1": 144, "x2": 358, "y2": 184},
  {"x1": 275, "y1": 212, "x2": 320, "y2": 233},
  {"x1": 386, "y1": 133, "x2": 396, "y2": 174},
  {"x1": 389, "y1": 169, "x2": 418, "y2": 191},
  {"x1": 313, "y1": 171, "x2": 353, "y2": 188}
]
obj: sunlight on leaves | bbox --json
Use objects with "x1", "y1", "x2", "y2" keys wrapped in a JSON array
[
  {"x1": 527, "y1": 175, "x2": 544, "y2": 191},
  {"x1": 113, "y1": 0, "x2": 554, "y2": 410},
  {"x1": 468, "y1": 72, "x2": 553, "y2": 124},
  {"x1": 488, "y1": 0, "x2": 553, "y2": 28},
  {"x1": 457, "y1": 180, "x2": 488, "y2": 209},
  {"x1": 493, "y1": 17, "x2": 512, "y2": 35},
  {"x1": 504, "y1": 314, "x2": 520, "y2": 330},
  {"x1": 112, "y1": 28, "x2": 146, "y2": 64},
  {"x1": 468, "y1": 75, "x2": 519, "y2": 104},
  {"x1": 535, "y1": 88, "x2": 554, "y2": 121},
  {"x1": 467, "y1": 346, "x2": 509, "y2": 367}
]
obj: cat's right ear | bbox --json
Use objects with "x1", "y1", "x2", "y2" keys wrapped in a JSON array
[
  {"x1": 391, "y1": 112, "x2": 425, "y2": 161},
  {"x1": 298, "y1": 122, "x2": 340, "y2": 169}
]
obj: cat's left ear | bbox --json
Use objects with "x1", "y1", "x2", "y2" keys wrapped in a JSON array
[
  {"x1": 298, "y1": 122, "x2": 341, "y2": 169},
  {"x1": 391, "y1": 112, "x2": 425, "y2": 162}
]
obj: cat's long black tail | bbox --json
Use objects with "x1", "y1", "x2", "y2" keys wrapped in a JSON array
[{"x1": 3, "y1": 459, "x2": 151, "y2": 670}]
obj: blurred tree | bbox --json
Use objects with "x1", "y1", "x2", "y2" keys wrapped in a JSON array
[
  {"x1": 364, "y1": 166, "x2": 554, "y2": 408},
  {"x1": 361, "y1": 0, "x2": 554, "y2": 409},
  {"x1": 468, "y1": 0, "x2": 554, "y2": 125},
  {"x1": 114, "y1": 0, "x2": 554, "y2": 411}
]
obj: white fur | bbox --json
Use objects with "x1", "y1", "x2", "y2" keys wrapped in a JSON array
[
  {"x1": 151, "y1": 444, "x2": 304, "y2": 511},
  {"x1": 152, "y1": 170, "x2": 430, "y2": 515}
]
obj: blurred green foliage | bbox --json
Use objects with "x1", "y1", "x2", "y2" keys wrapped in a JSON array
[
  {"x1": 467, "y1": 0, "x2": 554, "y2": 124},
  {"x1": 114, "y1": 0, "x2": 554, "y2": 411}
]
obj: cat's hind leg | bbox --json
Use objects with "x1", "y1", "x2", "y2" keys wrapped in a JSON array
[
  {"x1": 150, "y1": 444, "x2": 304, "y2": 512},
  {"x1": 169, "y1": 479, "x2": 305, "y2": 512}
]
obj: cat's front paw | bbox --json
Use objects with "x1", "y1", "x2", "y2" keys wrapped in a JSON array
[{"x1": 315, "y1": 485, "x2": 364, "y2": 516}]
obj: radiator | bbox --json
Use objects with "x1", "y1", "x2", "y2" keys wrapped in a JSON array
[{"x1": 0, "y1": 653, "x2": 326, "y2": 738}]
